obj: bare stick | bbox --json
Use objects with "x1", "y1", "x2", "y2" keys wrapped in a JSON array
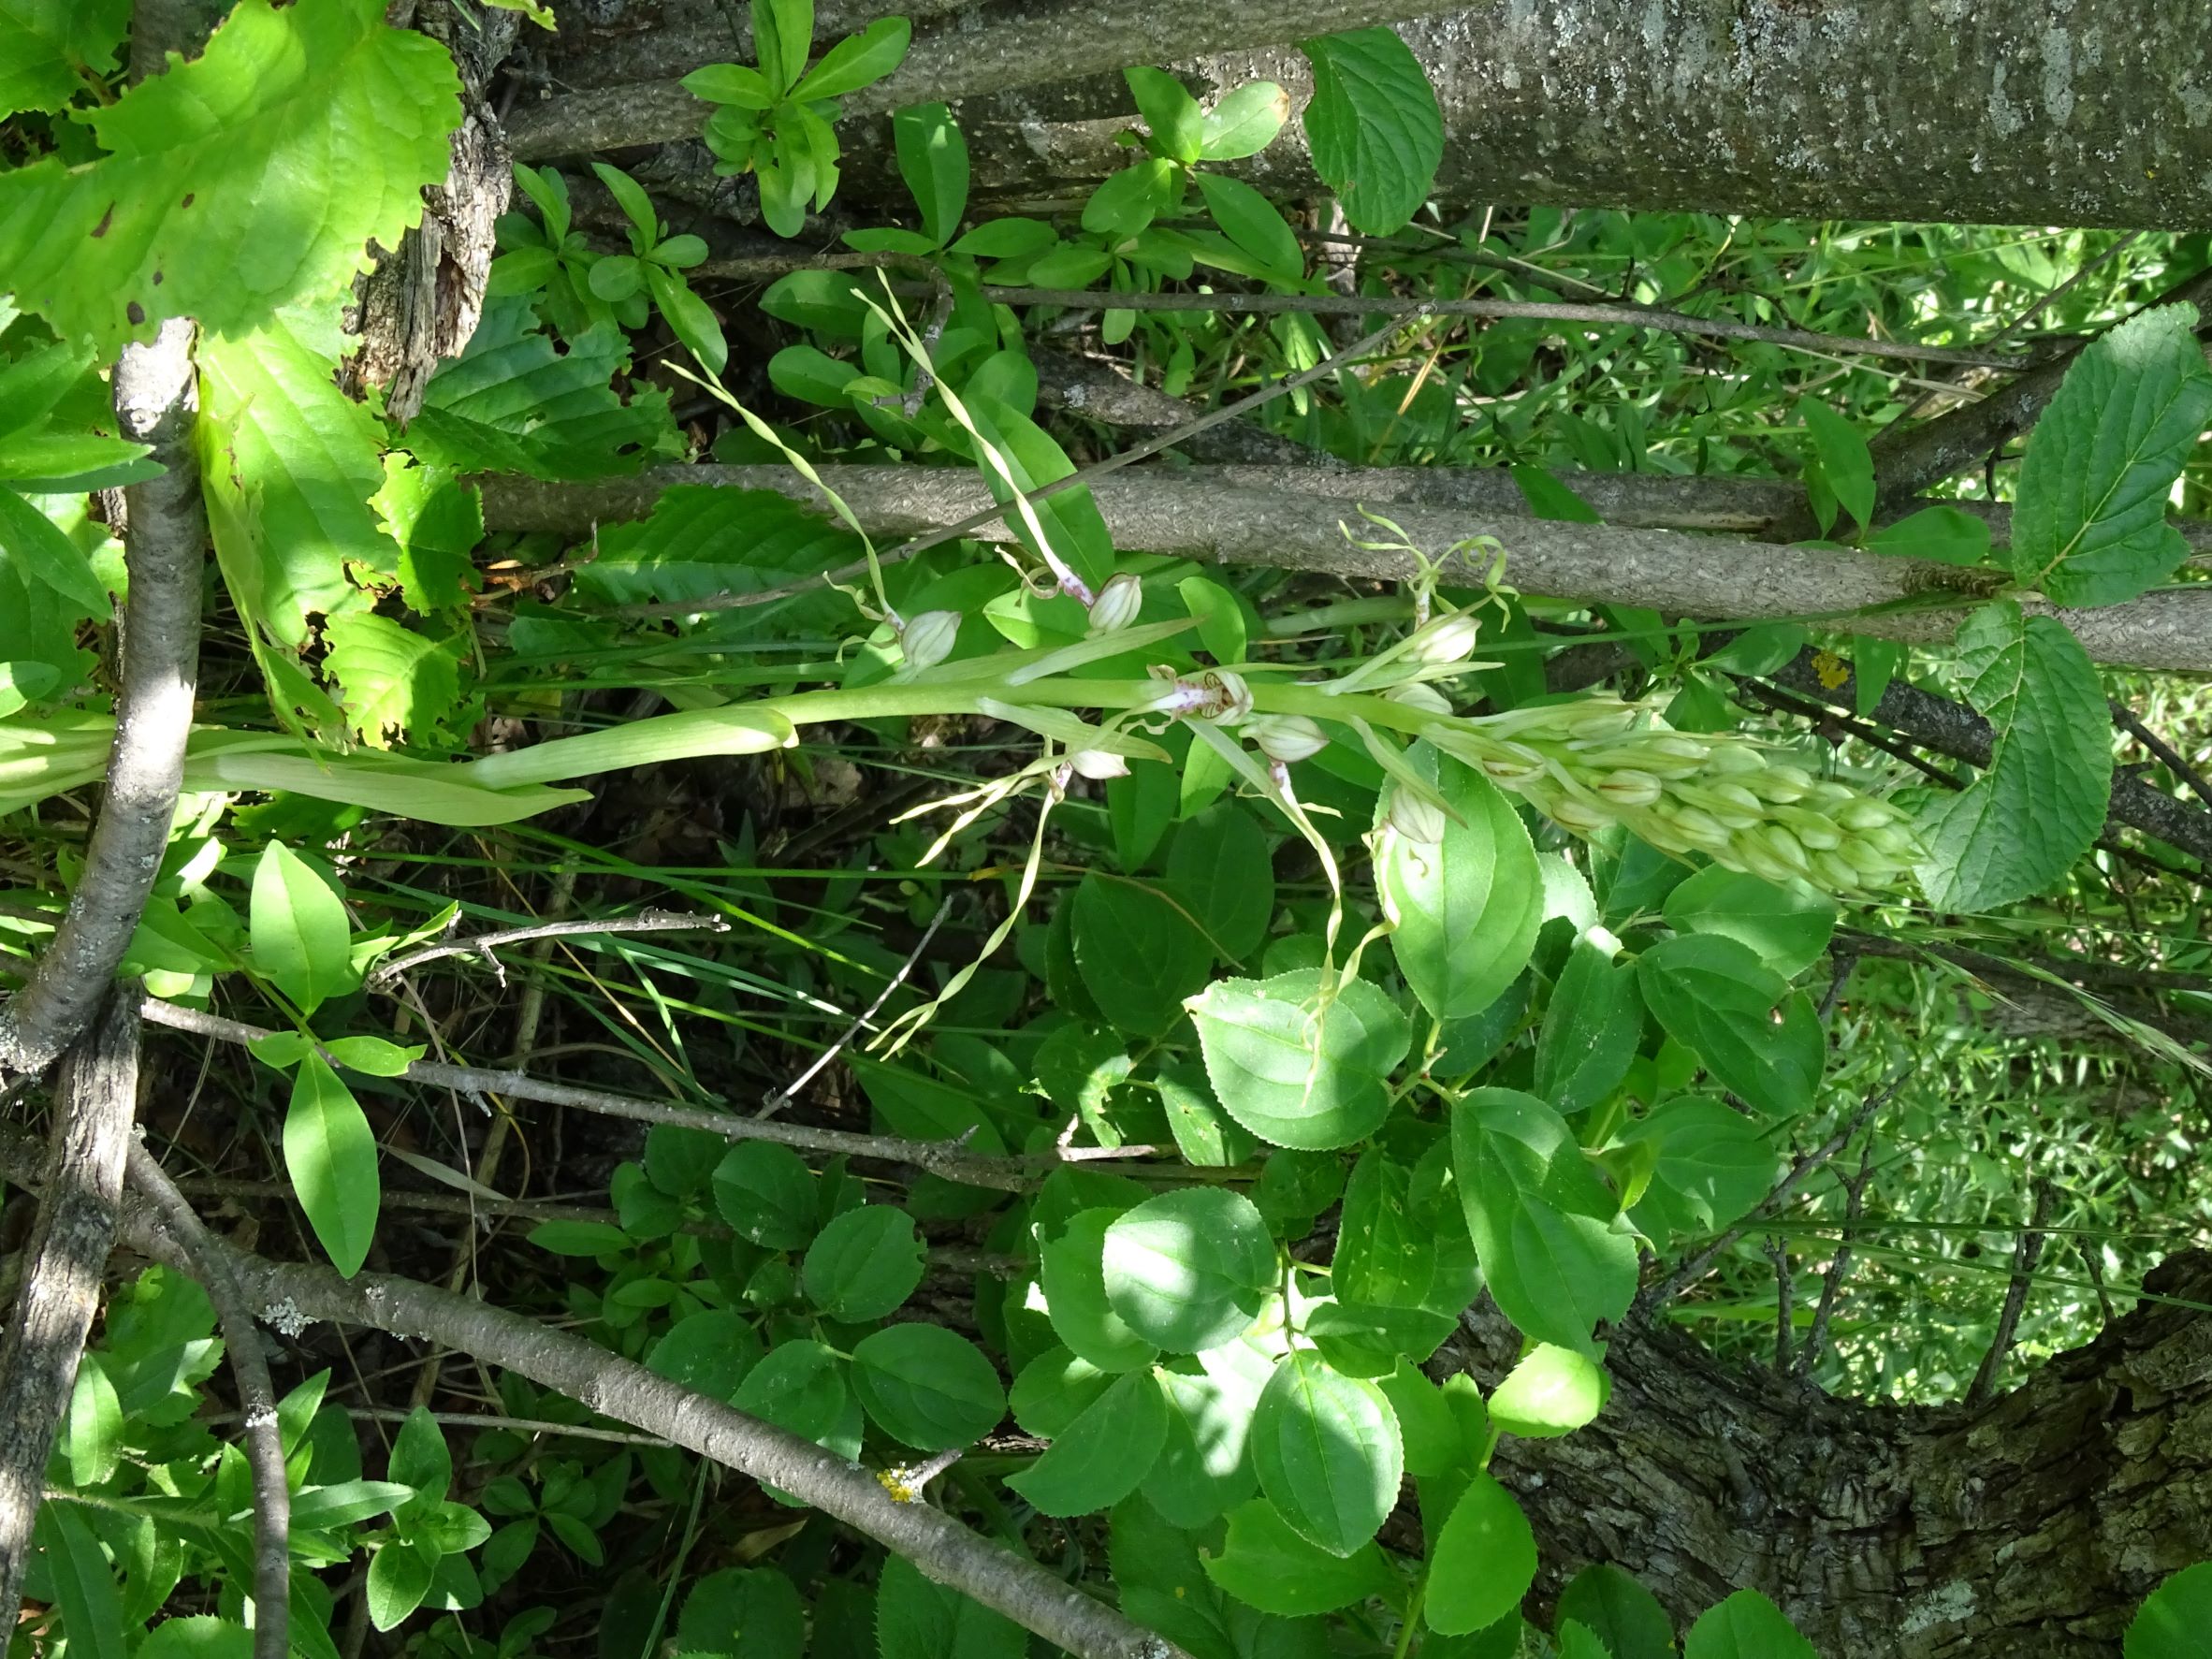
[
  {"x1": 1765, "y1": 1237, "x2": 1795, "y2": 1373},
  {"x1": 124, "y1": 1142, "x2": 289, "y2": 1659},
  {"x1": 1797, "y1": 1139, "x2": 1876, "y2": 1379},
  {"x1": 136, "y1": 997, "x2": 1172, "y2": 1193},
  {"x1": 2111, "y1": 704, "x2": 2212, "y2": 815},
  {"x1": 104, "y1": 1219, "x2": 1192, "y2": 1659},
  {"x1": 762, "y1": 901, "x2": 949, "y2": 1119},
  {"x1": 1966, "y1": 1182, "x2": 2058, "y2": 1407},
  {"x1": 369, "y1": 910, "x2": 729, "y2": 986},
  {"x1": 0, "y1": 994, "x2": 140, "y2": 1627},
  {"x1": 1640, "y1": 1067, "x2": 1912, "y2": 1317},
  {"x1": 0, "y1": 324, "x2": 205, "y2": 1079},
  {"x1": 618, "y1": 311, "x2": 1420, "y2": 618}
]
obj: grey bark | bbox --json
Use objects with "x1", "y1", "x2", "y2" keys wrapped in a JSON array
[
  {"x1": 514, "y1": 1, "x2": 2212, "y2": 231},
  {"x1": 475, "y1": 464, "x2": 2212, "y2": 671},
  {"x1": 124, "y1": 1144, "x2": 290, "y2": 1659},
  {"x1": 0, "y1": 320, "x2": 205, "y2": 1079},
  {"x1": 1445, "y1": 1249, "x2": 2212, "y2": 1657},
  {"x1": 0, "y1": 995, "x2": 140, "y2": 1630}
]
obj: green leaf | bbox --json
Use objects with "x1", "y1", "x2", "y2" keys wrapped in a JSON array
[
  {"x1": 1005, "y1": 1367, "x2": 1169, "y2": 1515},
  {"x1": 895, "y1": 102, "x2": 968, "y2": 246},
  {"x1": 1106, "y1": 759, "x2": 1178, "y2": 872},
  {"x1": 1486, "y1": 1344, "x2": 1608, "y2": 1438},
  {"x1": 1188, "y1": 968, "x2": 1412, "y2": 1151},
  {"x1": 790, "y1": 14, "x2": 909, "y2": 100},
  {"x1": 320, "y1": 1036, "x2": 423, "y2": 1078},
  {"x1": 1854, "y1": 635, "x2": 1903, "y2": 719},
  {"x1": 711, "y1": 1142, "x2": 818, "y2": 1250},
  {"x1": 525, "y1": 1219, "x2": 628, "y2": 1257},
  {"x1": 284, "y1": 1056, "x2": 380, "y2": 1277},
  {"x1": 1555, "y1": 1567, "x2": 1675, "y2": 1659},
  {"x1": 1040, "y1": 1207, "x2": 1160, "y2": 1373},
  {"x1": 1637, "y1": 936, "x2": 1822, "y2": 1118},
  {"x1": 1144, "y1": 1366, "x2": 1259, "y2": 1526},
  {"x1": 1010, "y1": 1347, "x2": 1112, "y2": 1437},
  {"x1": 751, "y1": 0, "x2": 812, "y2": 93},
  {"x1": 802, "y1": 1204, "x2": 924, "y2": 1321},
  {"x1": 734, "y1": 1341, "x2": 849, "y2": 1447},
  {"x1": 1512, "y1": 464, "x2": 1603, "y2": 523},
  {"x1": 0, "y1": 0, "x2": 127, "y2": 117},
  {"x1": 2012, "y1": 303, "x2": 2212, "y2": 606},
  {"x1": 0, "y1": 488, "x2": 109, "y2": 614},
  {"x1": 1865, "y1": 504, "x2": 1991, "y2": 566},
  {"x1": 1297, "y1": 27, "x2": 1443, "y2": 235},
  {"x1": 1250, "y1": 1351, "x2": 1402, "y2": 1557},
  {"x1": 647, "y1": 1310, "x2": 762, "y2": 1401},
  {"x1": 876, "y1": 1552, "x2": 1026, "y2": 1659},
  {"x1": 367, "y1": 1540, "x2": 436, "y2": 1630},
  {"x1": 35, "y1": 1503, "x2": 124, "y2": 1659},
  {"x1": 138, "y1": 1618, "x2": 255, "y2": 1659},
  {"x1": 0, "y1": 0, "x2": 460, "y2": 353},
  {"x1": 1683, "y1": 1590, "x2": 1818, "y2": 1659},
  {"x1": 322, "y1": 613, "x2": 462, "y2": 749},
  {"x1": 1193, "y1": 172, "x2": 1302, "y2": 283},
  {"x1": 1452, "y1": 1088, "x2": 1638, "y2": 1354},
  {"x1": 1166, "y1": 804, "x2": 1276, "y2": 963},
  {"x1": 571, "y1": 485, "x2": 864, "y2": 625},
  {"x1": 251, "y1": 841, "x2": 357, "y2": 1012},
  {"x1": 1662, "y1": 866, "x2": 1836, "y2": 979},
  {"x1": 1082, "y1": 158, "x2": 1181, "y2": 239},
  {"x1": 1102, "y1": 1188, "x2": 1275, "y2": 1352},
  {"x1": 678, "y1": 1567, "x2": 807, "y2": 1659},
  {"x1": 1202, "y1": 1496, "x2": 1397, "y2": 1614},
  {"x1": 62, "y1": 1354, "x2": 123, "y2": 1488},
  {"x1": 1331, "y1": 1143, "x2": 1478, "y2": 1317},
  {"x1": 1070, "y1": 873, "x2": 1212, "y2": 1038},
  {"x1": 1126, "y1": 66, "x2": 1204, "y2": 165},
  {"x1": 388, "y1": 1404, "x2": 452, "y2": 1515},
  {"x1": 683, "y1": 61, "x2": 776, "y2": 108},
  {"x1": 961, "y1": 394, "x2": 1117, "y2": 594},
  {"x1": 1533, "y1": 942, "x2": 1640, "y2": 1114},
  {"x1": 1620, "y1": 1095, "x2": 1782, "y2": 1250},
  {"x1": 1915, "y1": 599, "x2": 2112, "y2": 912},
  {"x1": 289, "y1": 1478, "x2": 413, "y2": 1530},
  {"x1": 646, "y1": 264, "x2": 729, "y2": 375},
  {"x1": 949, "y1": 217, "x2": 1057, "y2": 259},
  {"x1": 849, "y1": 1325, "x2": 1006, "y2": 1451},
  {"x1": 2128, "y1": 1563, "x2": 2212, "y2": 1659},
  {"x1": 1423, "y1": 1474, "x2": 1538, "y2": 1637},
  {"x1": 1379, "y1": 745, "x2": 1544, "y2": 1022},
  {"x1": 1200, "y1": 80, "x2": 1290, "y2": 161},
  {"x1": 1798, "y1": 398, "x2": 1874, "y2": 534}
]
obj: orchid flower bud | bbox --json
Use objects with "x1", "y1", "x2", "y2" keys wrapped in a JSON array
[
  {"x1": 1387, "y1": 681, "x2": 1454, "y2": 715},
  {"x1": 1386, "y1": 785, "x2": 1448, "y2": 843},
  {"x1": 1087, "y1": 573, "x2": 1143, "y2": 634},
  {"x1": 1068, "y1": 749, "x2": 1129, "y2": 780},
  {"x1": 1247, "y1": 714, "x2": 1327, "y2": 764},
  {"x1": 1404, "y1": 611, "x2": 1481, "y2": 665},
  {"x1": 899, "y1": 609, "x2": 961, "y2": 670}
]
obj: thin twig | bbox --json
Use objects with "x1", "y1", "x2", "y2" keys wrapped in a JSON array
[
  {"x1": 369, "y1": 910, "x2": 728, "y2": 986},
  {"x1": 209, "y1": 1404, "x2": 676, "y2": 1448},
  {"x1": 762, "y1": 900, "x2": 950, "y2": 1119},
  {"x1": 136, "y1": 997, "x2": 1175, "y2": 1193},
  {"x1": 1766, "y1": 1236, "x2": 1796, "y2": 1373},
  {"x1": 1815, "y1": 951, "x2": 1860, "y2": 1025},
  {"x1": 1798, "y1": 1139, "x2": 1876, "y2": 1378},
  {"x1": 124, "y1": 1142, "x2": 289, "y2": 1659},
  {"x1": 0, "y1": 323, "x2": 205, "y2": 1079},
  {"x1": 618, "y1": 310, "x2": 1421, "y2": 618},
  {"x1": 1739, "y1": 678, "x2": 1968, "y2": 790},
  {"x1": 1640, "y1": 1066, "x2": 1913, "y2": 1317},
  {"x1": 2084, "y1": 1243, "x2": 2118, "y2": 1325},
  {"x1": 2112, "y1": 703, "x2": 2212, "y2": 813},
  {"x1": 691, "y1": 266, "x2": 2023, "y2": 371},
  {"x1": 1966, "y1": 1182, "x2": 2059, "y2": 1406}
]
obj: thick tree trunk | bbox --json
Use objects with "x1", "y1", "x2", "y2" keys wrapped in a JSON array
[
  {"x1": 517, "y1": 0, "x2": 2212, "y2": 229},
  {"x1": 1448, "y1": 1252, "x2": 2212, "y2": 1657}
]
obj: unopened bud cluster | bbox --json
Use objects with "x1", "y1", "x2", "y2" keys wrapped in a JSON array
[{"x1": 1424, "y1": 695, "x2": 1922, "y2": 893}]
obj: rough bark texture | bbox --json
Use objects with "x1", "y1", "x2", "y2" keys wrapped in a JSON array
[
  {"x1": 1446, "y1": 1252, "x2": 2212, "y2": 1656},
  {"x1": 0, "y1": 321, "x2": 205, "y2": 1079},
  {"x1": 341, "y1": 2, "x2": 517, "y2": 423},
  {"x1": 515, "y1": 0, "x2": 2212, "y2": 229},
  {"x1": 476, "y1": 464, "x2": 2212, "y2": 671},
  {"x1": 0, "y1": 995, "x2": 140, "y2": 1627}
]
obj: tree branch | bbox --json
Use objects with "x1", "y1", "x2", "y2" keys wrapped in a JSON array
[
  {"x1": 478, "y1": 464, "x2": 2212, "y2": 672},
  {"x1": 0, "y1": 993, "x2": 140, "y2": 1628},
  {"x1": 124, "y1": 1143, "x2": 289, "y2": 1659},
  {"x1": 506, "y1": 0, "x2": 1456, "y2": 160},
  {"x1": 0, "y1": 322, "x2": 206, "y2": 1079},
  {"x1": 61, "y1": 1180, "x2": 1188, "y2": 1659},
  {"x1": 367, "y1": 909, "x2": 729, "y2": 987}
]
